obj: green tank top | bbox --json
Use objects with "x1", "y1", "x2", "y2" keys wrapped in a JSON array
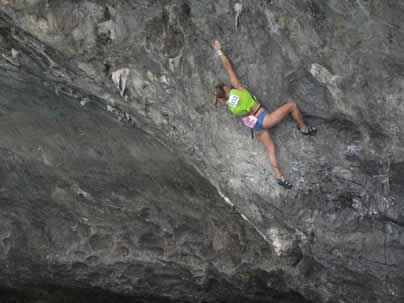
[{"x1": 227, "y1": 89, "x2": 256, "y2": 116}]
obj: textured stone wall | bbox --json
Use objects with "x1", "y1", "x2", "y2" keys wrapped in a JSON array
[{"x1": 0, "y1": 0, "x2": 403, "y2": 302}]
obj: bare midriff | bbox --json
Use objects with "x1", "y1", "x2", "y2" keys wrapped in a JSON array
[{"x1": 249, "y1": 101, "x2": 266, "y2": 116}]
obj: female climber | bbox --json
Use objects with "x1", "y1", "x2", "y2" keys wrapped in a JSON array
[{"x1": 213, "y1": 40, "x2": 316, "y2": 189}]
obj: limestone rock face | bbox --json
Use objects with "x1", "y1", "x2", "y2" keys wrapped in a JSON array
[{"x1": 0, "y1": 0, "x2": 404, "y2": 302}]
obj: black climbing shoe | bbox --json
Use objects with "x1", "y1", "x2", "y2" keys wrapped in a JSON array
[
  {"x1": 278, "y1": 178, "x2": 293, "y2": 189},
  {"x1": 297, "y1": 125, "x2": 317, "y2": 136}
]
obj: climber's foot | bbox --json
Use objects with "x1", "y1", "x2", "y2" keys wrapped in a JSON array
[
  {"x1": 297, "y1": 125, "x2": 317, "y2": 136},
  {"x1": 277, "y1": 177, "x2": 292, "y2": 189}
]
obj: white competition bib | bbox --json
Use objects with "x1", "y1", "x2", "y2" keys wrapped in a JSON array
[{"x1": 228, "y1": 94, "x2": 240, "y2": 108}]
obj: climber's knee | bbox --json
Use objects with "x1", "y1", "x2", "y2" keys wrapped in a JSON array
[{"x1": 288, "y1": 101, "x2": 297, "y2": 112}]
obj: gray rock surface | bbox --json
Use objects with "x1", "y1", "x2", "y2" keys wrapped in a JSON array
[{"x1": 0, "y1": 0, "x2": 403, "y2": 302}]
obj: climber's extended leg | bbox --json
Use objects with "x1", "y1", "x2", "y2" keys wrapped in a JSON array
[
  {"x1": 256, "y1": 129, "x2": 292, "y2": 189},
  {"x1": 262, "y1": 101, "x2": 308, "y2": 132}
]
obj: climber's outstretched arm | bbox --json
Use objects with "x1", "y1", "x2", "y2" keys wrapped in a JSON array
[{"x1": 214, "y1": 40, "x2": 243, "y2": 90}]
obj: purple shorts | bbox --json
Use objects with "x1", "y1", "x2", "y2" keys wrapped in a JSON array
[{"x1": 253, "y1": 110, "x2": 269, "y2": 131}]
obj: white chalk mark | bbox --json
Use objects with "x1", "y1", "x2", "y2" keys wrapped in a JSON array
[{"x1": 234, "y1": 2, "x2": 243, "y2": 30}]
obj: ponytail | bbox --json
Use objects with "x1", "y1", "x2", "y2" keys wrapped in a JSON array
[{"x1": 213, "y1": 83, "x2": 226, "y2": 107}]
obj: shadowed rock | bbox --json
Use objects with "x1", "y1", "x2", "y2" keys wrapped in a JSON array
[{"x1": 0, "y1": 0, "x2": 404, "y2": 302}]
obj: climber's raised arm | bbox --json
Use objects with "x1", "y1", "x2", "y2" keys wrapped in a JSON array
[{"x1": 214, "y1": 40, "x2": 243, "y2": 90}]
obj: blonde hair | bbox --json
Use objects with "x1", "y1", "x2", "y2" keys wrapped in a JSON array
[{"x1": 213, "y1": 83, "x2": 226, "y2": 106}]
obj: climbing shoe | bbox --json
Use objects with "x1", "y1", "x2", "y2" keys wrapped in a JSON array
[
  {"x1": 297, "y1": 125, "x2": 317, "y2": 136},
  {"x1": 278, "y1": 178, "x2": 293, "y2": 189}
]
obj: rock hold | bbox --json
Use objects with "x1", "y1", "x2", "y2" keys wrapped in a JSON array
[
  {"x1": 111, "y1": 68, "x2": 130, "y2": 97},
  {"x1": 310, "y1": 63, "x2": 343, "y2": 100}
]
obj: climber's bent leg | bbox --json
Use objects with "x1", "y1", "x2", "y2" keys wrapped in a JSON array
[{"x1": 262, "y1": 101, "x2": 307, "y2": 131}]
